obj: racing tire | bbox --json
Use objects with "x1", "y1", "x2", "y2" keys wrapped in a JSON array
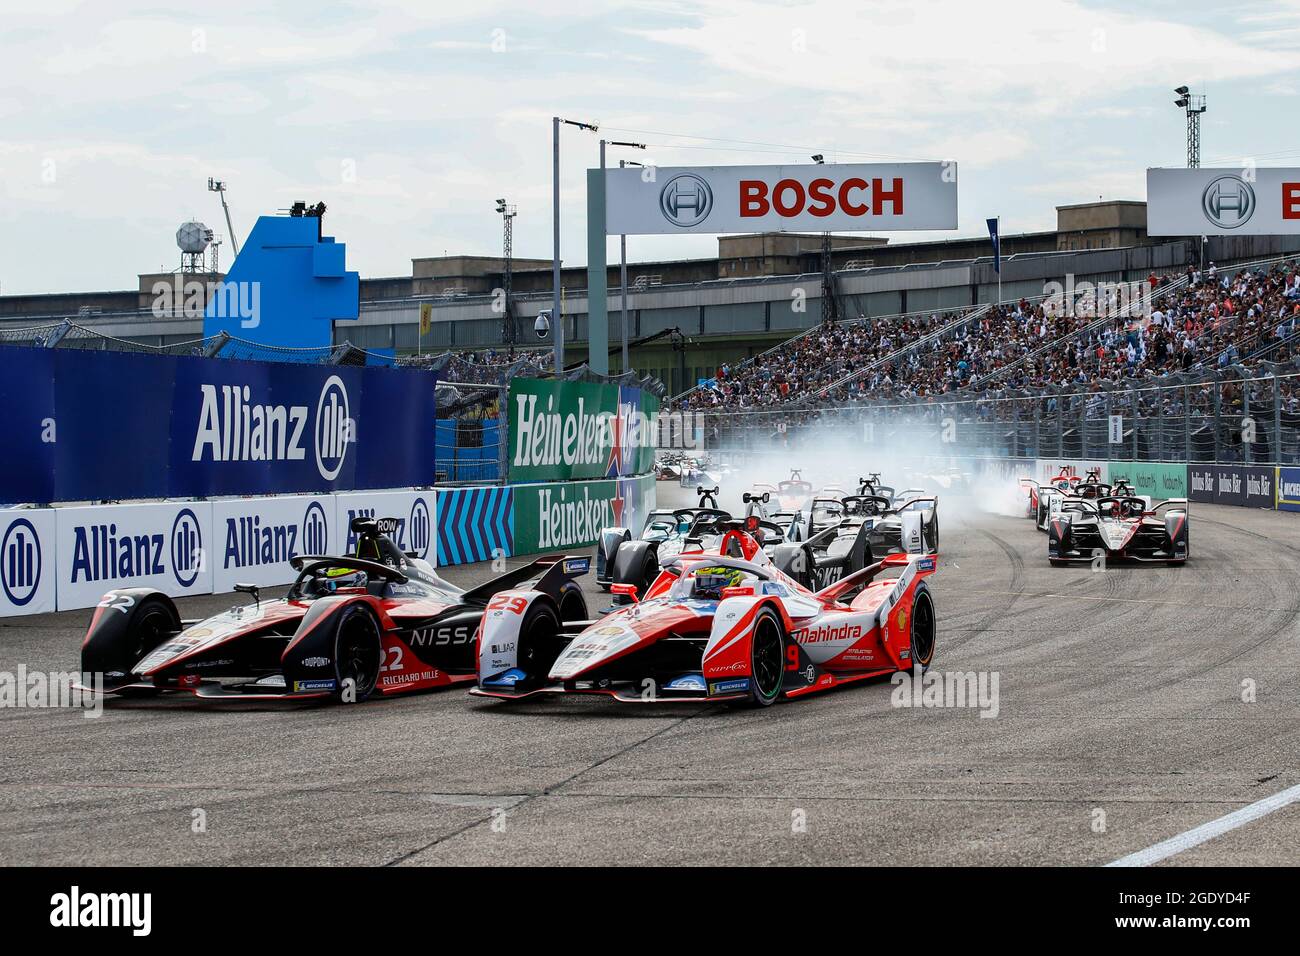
[
  {"x1": 334, "y1": 604, "x2": 382, "y2": 704},
  {"x1": 924, "y1": 516, "x2": 939, "y2": 553},
  {"x1": 634, "y1": 554, "x2": 659, "y2": 601},
  {"x1": 115, "y1": 596, "x2": 181, "y2": 698},
  {"x1": 908, "y1": 584, "x2": 936, "y2": 673},
  {"x1": 738, "y1": 607, "x2": 785, "y2": 708},
  {"x1": 516, "y1": 601, "x2": 562, "y2": 683},
  {"x1": 558, "y1": 583, "x2": 588, "y2": 622}
]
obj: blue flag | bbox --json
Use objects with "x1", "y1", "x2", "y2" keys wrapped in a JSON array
[{"x1": 986, "y1": 217, "x2": 1001, "y2": 274}]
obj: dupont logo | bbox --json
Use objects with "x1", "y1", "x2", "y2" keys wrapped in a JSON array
[
  {"x1": 171, "y1": 509, "x2": 204, "y2": 587},
  {"x1": 408, "y1": 498, "x2": 431, "y2": 559},
  {"x1": 1202, "y1": 175, "x2": 1256, "y2": 229},
  {"x1": 659, "y1": 174, "x2": 713, "y2": 227},
  {"x1": 302, "y1": 501, "x2": 329, "y2": 555},
  {"x1": 315, "y1": 375, "x2": 351, "y2": 481},
  {"x1": 1, "y1": 518, "x2": 41, "y2": 607}
]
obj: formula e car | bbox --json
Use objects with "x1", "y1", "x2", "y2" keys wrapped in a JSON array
[
  {"x1": 80, "y1": 517, "x2": 590, "y2": 702},
  {"x1": 1027, "y1": 467, "x2": 1091, "y2": 530},
  {"x1": 472, "y1": 517, "x2": 939, "y2": 706},
  {"x1": 806, "y1": 492, "x2": 939, "y2": 557},
  {"x1": 1047, "y1": 496, "x2": 1189, "y2": 566}
]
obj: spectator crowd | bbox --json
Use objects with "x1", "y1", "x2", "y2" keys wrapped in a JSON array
[{"x1": 674, "y1": 260, "x2": 1300, "y2": 413}]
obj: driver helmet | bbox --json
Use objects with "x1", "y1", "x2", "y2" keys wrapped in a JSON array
[
  {"x1": 691, "y1": 566, "x2": 746, "y2": 600},
  {"x1": 322, "y1": 566, "x2": 368, "y2": 592}
]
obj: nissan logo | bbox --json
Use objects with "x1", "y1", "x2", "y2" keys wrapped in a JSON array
[
  {"x1": 659, "y1": 174, "x2": 713, "y2": 227},
  {"x1": 315, "y1": 375, "x2": 351, "y2": 481},
  {"x1": 1201, "y1": 175, "x2": 1255, "y2": 229},
  {"x1": 1, "y1": 518, "x2": 41, "y2": 607}
]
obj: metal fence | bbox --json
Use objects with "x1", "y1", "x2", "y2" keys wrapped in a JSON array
[{"x1": 694, "y1": 360, "x2": 1300, "y2": 466}]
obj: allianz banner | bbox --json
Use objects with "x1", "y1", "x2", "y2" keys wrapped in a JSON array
[
  {"x1": 1187, "y1": 464, "x2": 1275, "y2": 508},
  {"x1": 0, "y1": 347, "x2": 436, "y2": 504},
  {"x1": 1106, "y1": 462, "x2": 1188, "y2": 500},
  {"x1": 507, "y1": 378, "x2": 659, "y2": 483},
  {"x1": 513, "y1": 475, "x2": 656, "y2": 554}
]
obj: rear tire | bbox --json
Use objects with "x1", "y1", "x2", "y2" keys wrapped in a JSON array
[{"x1": 334, "y1": 604, "x2": 382, "y2": 703}]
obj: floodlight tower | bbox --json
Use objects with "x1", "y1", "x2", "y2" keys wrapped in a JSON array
[
  {"x1": 1173, "y1": 86, "x2": 1207, "y2": 168},
  {"x1": 812, "y1": 154, "x2": 835, "y2": 324},
  {"x1": 496, "y1": 198, "x2": 517, "y2": 357}
]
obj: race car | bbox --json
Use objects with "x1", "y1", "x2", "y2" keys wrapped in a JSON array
[
  {"x1": 598, "y1": 494, "x2": 809, "y2": 597},
  {"x1": 806, "y1": 493, "x2": 940, "y2": 557},
  {"x1": 471, "y1": 516, "x2": 939, "y2": 706},
  {"x1": 1028, "y1": 467, "x2": 1090, "y2": 530},
  {"x1": 79, "y1": 517, "x2": 591, "y2": 703},
  {"x1": 1047, "y1": 496, "x2": 1189, "y2": 566},
  {"x1": 595, "y1": 486, "x2": 732, "y2": 593},
  {"x1": 777, "y1": 470, "x2": 815, "y2": 508},
  {"x1": 857, "y1": 474, "x2": 897, "y2": 504}
]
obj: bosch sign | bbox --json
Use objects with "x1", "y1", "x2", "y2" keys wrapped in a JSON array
[
  {"x1": 607, "y1": 163, "x2": 957, "y2": 235},
  {"x1": 1148, "y1": 167, "x2": 1300, "y2": 235}
]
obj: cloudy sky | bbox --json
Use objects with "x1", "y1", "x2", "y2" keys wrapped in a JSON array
[{"x1": 2, "y1": 0, "x2": 1300, "y2": 294}]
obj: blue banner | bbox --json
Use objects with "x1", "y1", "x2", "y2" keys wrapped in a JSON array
[
  {"x1": 1, "y1": 347, "x2": 437, "y2": 504},
  {"x1": 1278, "y1": 467, "x2": 1300, "y2": 512}
]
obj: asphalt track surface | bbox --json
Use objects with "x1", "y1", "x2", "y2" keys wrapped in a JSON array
[{"x1": 1, "y1": 485, "x2": 1296, "y2": 866}]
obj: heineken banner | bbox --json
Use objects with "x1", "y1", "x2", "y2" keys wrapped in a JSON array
[
  {"x1": 1106, "y1": 461, "x2": 1188, "y2": 500},
  {"x1": 508, "y1": 378, "x2": 660, "y2": 483},
  {"x1": 514, "y1": 475, "x2": 656, "y2": 554}
]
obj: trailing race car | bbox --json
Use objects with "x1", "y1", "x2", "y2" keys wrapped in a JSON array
[
  {"x1": 773, "y1": 470, "x2": 815, "y2": 510},
  {"x1": 806, "y1": 492, "x2": 939, "y2": 557},
  {"x1": 857, "y1": 474, "x2": 897, "y2": 504},
  {"x1": 1047, "y1": 496, "x2": 1189, "y2": 566},
  {"x1": 471, "y1": 517, "x2": 939, "y2": 706},
  {"x1": 79, "y1": 517, "x2": 590, "y2": 702},
  {"x1": 595, "y1": 486, "x2": 732, "y2": 593},
  {"x1": 1027, "y1": 467, "x2": 1089, "y2": 530}
]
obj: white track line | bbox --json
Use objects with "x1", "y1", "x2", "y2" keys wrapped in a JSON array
[{"x1": 1106, "y1": 782, "x2": 1300, "y2": 867}]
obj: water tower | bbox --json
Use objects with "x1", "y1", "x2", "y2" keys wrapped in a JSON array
[{"x1": 177, "y1": 220, "x2": 213, "y2": 274}]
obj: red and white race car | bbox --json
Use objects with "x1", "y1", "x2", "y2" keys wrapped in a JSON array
[
  {"x1": 471, "y1": 516, "x2": 938, "y2": 706},
  {"x1": 1021, "y1": 467, "x2": 1089, "y2": 528}
]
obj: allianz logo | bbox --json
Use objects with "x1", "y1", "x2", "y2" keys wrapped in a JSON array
[
  {"x1": 223, "y1": 503, "x2": 329, "y2": 569},
  {"x1": 70, "y1": 509, "x2": 204, "y2": 588},
  {"x1": 191, "y1": 376, "x2": 353, "y2": 481}
]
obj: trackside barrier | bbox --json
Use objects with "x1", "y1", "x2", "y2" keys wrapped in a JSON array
[{"x1": 0, "y1": 477, "x2": 658, "y2": 617}]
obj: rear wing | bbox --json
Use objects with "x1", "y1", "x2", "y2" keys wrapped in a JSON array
[
  {"x1": 1151, "y1": 498, "x2": 1189, "y2": 514},
  {"x1": 459, "y1": 553, "x2": 590, "y2": 606}
]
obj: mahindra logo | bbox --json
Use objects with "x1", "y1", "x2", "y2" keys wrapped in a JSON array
[
  {"x1": 659, "y1": 174, "x2": 713, "y2": 227},
  {"x1": 171, "y1": 508, "x2": 203, "y2": 587},
  {"x1": 315, "y1": 375, "x2": 351, "y2": 481},
  {"x1": 1202, "y1": 175, "x2": 1255, "y2": 229},
  {"x1": 1, "y1": 518, "x2": 41, "y2": 606}
]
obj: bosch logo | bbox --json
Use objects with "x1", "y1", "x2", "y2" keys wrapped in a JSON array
[
  {"x1": 408, "y1": 498, "x2": 431, "y2": 559},
  {"x1": 1201, "y1": 175, "x2": 1255, "y2": 229},
  {"x1": 302, "y1": 501, "x2": 329, "y2": 556},
  {"x1": 171, "y1": 509, "x2": 203, "y2": 587},
  {"x1": 659, "y1": 174, "x2": 713, "y2": 227},
  {"x1": 315, "y1": 375, "x2": 351, "y2": 481},
  {"x1": 1, "y1": 518, "x2": 41, "y2": 607}
]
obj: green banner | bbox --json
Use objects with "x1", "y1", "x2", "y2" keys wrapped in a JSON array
[
  {"x1": 1107, "y1": 461, "x2": 1188, "y2": 500},
  {"x1": 507, "y1": 378, "x2": 659, "y2": 483},
  {"x1": 513, "y1": 475, "x2": 656, "y2": 553}
]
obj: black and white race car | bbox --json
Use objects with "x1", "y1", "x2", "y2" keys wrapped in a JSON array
[{"x1": 1047, "y1": 496, "x2": 1189, "y2": 566}]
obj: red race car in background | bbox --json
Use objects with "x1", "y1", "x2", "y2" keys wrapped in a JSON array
[{"x1": 471, "y1": 516, "x2": 938, "y2": 707}]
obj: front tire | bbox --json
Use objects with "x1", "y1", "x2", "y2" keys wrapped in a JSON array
[
  {"x1": 745, "y1": 607, "x2": 786, "y2": 707},
  {"x1": 517, "y1": 602, "x2": 561, "y2": 683}
]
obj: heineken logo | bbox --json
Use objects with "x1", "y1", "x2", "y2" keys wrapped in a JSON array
[
  {"x1": 536, "y1": 486, "x2": 616, "y2": 550},
  {"x1": 513, "y1": 392, "x2": 612, "y2": 470}
]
